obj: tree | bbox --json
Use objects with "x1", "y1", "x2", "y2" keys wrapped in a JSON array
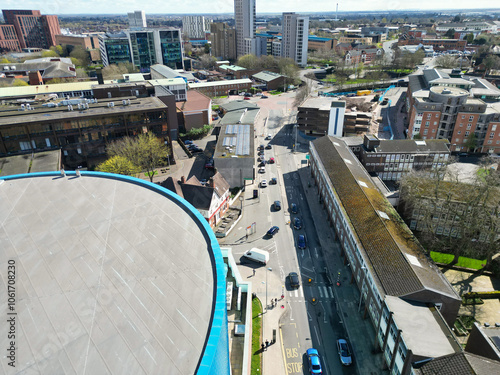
[
  {"x1": 237, "y1": 54, "x2": 259, "y2": 70},
  {"x1": 106, "y1": 133, "x2": 171, "y2": 182},
  {"x1": 203, "y1": 43, "x2": 210, "y2": 54},
  {"x1": 293, "y1": 83, "x2": 311, "y2": 108},
  {"x1": 465, "y1": 33, "x2": 474, "y2": 44},
  {"x1": 199, "y1": 54, "x2": 217, "y2": 70},
  {"x1": 96, "y1": 155, "x2": 139, "y2": 176},
  {"x1": 42, "y1": 50, "x2": 59, "y2": 58},
  {"x1": 398, "y1": 158, "x2": 500, "y2": 268},
  {"x1": 464, "y1": 132, "x2": 478, "y2": 152},
  {"x1": 444, "y1": 28, "x2": 456, "y2": 38},
  {"x1": 0, "y1": 57, "x2": 10, "y2": 63},
  {"x1": 69, "y1": 46, "x2": 89, "y2": 67},
  {"x1": 483, "y1": 55, "x2": 500, "y2": 76},
  {"x1": 13, "y1": 79, "x2": 28, "y2": 86},
  {"x1": 435, "y1": 55, "x2": 459, "y2": 69},
  {"x1": 75, "y1": 68, "x2": 89, "y2": 79}
]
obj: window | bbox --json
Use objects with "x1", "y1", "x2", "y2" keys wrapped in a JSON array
[
  {"x1": 427, "y1": 114, "x2": 432, "y2": 119},
  {"x1": 467, "y1": 123, "x2": 472, "y2": 130},
  {"x1": 469, "y1": 115, "x2": 474, "y2": 121},
  {"x1": 462, "y1": 115, "x2": 465, "y2": 119},
  {"x1": 423, "y1": 129, "x2": 428, "y2": 135},
  {"x1": 465, "y1": 131, "x2": 470, "y2": 136},
  {"x1": 425, "y1": 121, "x2": 430, "y2": 127},
  {"x1": 490, "y1": 132, "x2": 495, "y2": 139},
  {"x1": 493, "y1": 125, "x2": 497, "y2": 131},
  {"x1": 434, "y1": 122, "x2": 438, "y2": 125},
  {"x1": 435, "y1": 113, "x2": 439, "y2": 118}
]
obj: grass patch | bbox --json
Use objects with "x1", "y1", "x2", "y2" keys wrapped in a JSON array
[
  {"x1": 430, "y1": 251, "x2": 486, "y2": 270},
  {"x1": 145, "y1": 170, "x2": 158, "y2": 178},
  {"x1": 251, "y1": 297, "x2": 263, "y2": 375},
  {"x1": 268, "y1": 90, "x2": 282, "y2": 95}
]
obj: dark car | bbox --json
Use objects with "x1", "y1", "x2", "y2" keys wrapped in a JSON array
[
  {"x1": 293, "y1": 217, "x2": 302, "y2": 230},
  {"x1": 288, "y1": 272, "x2": 300, "y2": 289},
  {"x1": 205, "y1": 158, "x2": 214, "y2": 169},
  {"x1": 274, "y1": 200, "x2": 281, "y2": 211},
  {"x1": 266, "y1": 226, "x2": 279, "y2": 237},
  {"x1": 184, "y1": 140, "x2": 193, "y2": 145},
  {"x1": 270, "y1": 177, "x2": 277, "y2": 185},
  {"x1": 258, "y1": 161, "x2": 266, "y2": 167},
  {"x1": 381, "y1": 97, "x2": 389, "y2": 105},
  {"x1": 187, "y1": 143, "x2": 198, "y2": 150},
  {"x1": 261, "y1": 95, "x2": 268, "y2": 99},
  {"x1": 258, "y1": 150, "x2": 265, "y2": 156},
  {"x1": 307, "y1": 348, "x2": 322, "y2": 374},
  {"x1": 290, "y1": 203, "x2": 298, "y2": 214},
  {"x1": 191, "y1": 147, "x2": 203, "y2": 153},
  {"x1": 298, "y1": 234, "x2": 306, "y2": 249},
  {"x1": 244, "y1": 92, "x2": 252, "y2": 97},
  {"x1": 337, "y1": 339, "x2": 352, "y2": 366},
  {"x1": 265, "y1": 144, "x2": 272, "y2": 150},
  {"x1": 258, "y1": 144, "x2": 264, "y2": 150}
]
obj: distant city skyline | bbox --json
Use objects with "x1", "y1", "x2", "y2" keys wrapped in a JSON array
[{"x1": 0, "y1": 0, "x2": 498, "y2": 16}]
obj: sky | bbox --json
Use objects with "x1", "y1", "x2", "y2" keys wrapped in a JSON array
[{"x1": 1, "y1": 0, "x2": 498, "y2": 15}]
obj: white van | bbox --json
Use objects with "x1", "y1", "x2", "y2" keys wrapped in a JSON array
[{"x1": 242, "y1": 248, "x2": 269, "y2": 265}]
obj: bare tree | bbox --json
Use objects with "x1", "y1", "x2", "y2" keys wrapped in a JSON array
[
  {"x1": 399, "y1": 157, "x2": 500, "y2": 268},
  {"x1": 293, "y1": 82, "x2": 311, "y2": 108}
]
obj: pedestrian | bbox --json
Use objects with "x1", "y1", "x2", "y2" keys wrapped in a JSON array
[
  {"x1": 275, "y1": 298, "x2": 278, "y2": 305},
  {"x1": 265, "y1": 339, "x2": 269, "y2": 348},
  {"x1": 281, "y1": 294, "x2": 284, "y2": 300},
  {"x1": 246, "y1": 233, "x2": 248, "y2": 240},
  {"x1": 261, "y1": 343, "x2": 265, "y2": 351}
]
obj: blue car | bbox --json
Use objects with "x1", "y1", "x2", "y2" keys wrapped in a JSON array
[
  {"x1": 290, "y1": 203, "x2": 298, "y2": 214},
  {"x1": 266, "y1": 226, "x2": 279, "y2": 237},
  {"x1": 306, "y1": 348, "x2": 322, "y2": 374},
  {"x1": 293, "y1": 217, "x2": 302, "y2": 230},
  {"x1": 298, "y1": 234, "x2": 306, "y2": 249}
]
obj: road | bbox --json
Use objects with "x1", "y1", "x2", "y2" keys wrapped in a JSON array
[{"x1": 218, "y1": 91, "x2": 358, "y2": 374}]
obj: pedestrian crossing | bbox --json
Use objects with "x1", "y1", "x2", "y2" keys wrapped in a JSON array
[{"x1": 287, "y1": 284, "x2": 335, "y2": 302}]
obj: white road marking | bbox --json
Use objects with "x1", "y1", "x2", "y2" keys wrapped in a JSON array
[
  {"x1": 328, "y1": 286, "x2": 334, "y2": 298},
  {"x1": 315, "y1": 248, "x2": 319, "y2": 259},
  {"x1": 237, "y1": 227, "x2": 242, "y2": 230},
  {"x1": 288, "y1": 301, "x2": 294, "y2": 321},
  {"x1": 318, "y1": 287, "x2": 324, "y2": 298},
  {"x1": 320, "y1": 302, "x2": 327, "y2": 323},
  {"x1": 302, "y1": 266, "x2": 314, "y2": 273},
  {"x1": 299, "y1": 288, "x2": 304, "y2": 298},
  {"x1": 314, "y1": 326, "x2": 321, "y2": 345},
  {"x1": 294, "y1": 290, "x2": 299, "y2": 298}
]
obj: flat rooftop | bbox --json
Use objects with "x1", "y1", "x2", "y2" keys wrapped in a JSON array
[
  {"x1": 300, "y1": 97, "x2": 338, "y2": 111},
  {"x1": 0, "y1": 97, "x2": 167, "y2": 127},
  {"x1": 0, "y1": 173, "x2": 218, "y2": 374}
]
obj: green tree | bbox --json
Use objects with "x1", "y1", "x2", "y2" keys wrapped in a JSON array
[
  {"x1": 96, "y1": 155, "x2": 139, "y2": 176},
  {"x1": 464, "y1": 133, "x2": 478, "y2": 152},
  {"x1": 237, "y1": 54, "x2": 259, "y2": 69},
  {"x1": 42, "y1": 50, "x2": 59, "y2": 58},
  {"x1": 107, "y1": 133, "x2": 171, "y2": 182},
  {"x1": 203, "y1": 43, "x2": 210, "y2": 54},
  {"x1": 465, "y1": 33, "x2": 474, "y2": 44},
  {"x1": 69, "y1": 46, "x2": 89, "y2": 67},
  {"x1": 13, "y1": 79, "x2": 28, "y2": 86},
  {"x1": 483, "y1": 54, "x2": 500, "y2": 76},
  {"x1": 444, "y1": 28, "x2": 456, "y2": 38},
  {"x1": 0, "y1": 57, "x2": 10, "y2": 63}
]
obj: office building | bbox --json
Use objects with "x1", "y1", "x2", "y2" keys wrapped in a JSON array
[
  {"x1": 128, "y1": 10, "x2": 147, "y2": 28},
  {"x1": 183, "y1": 16, "x2": 211, "y2": 39},
  {"x1": 98, "y1": 32, "x2": 132, "y2": 67},
  {"x1": 0, "y1": 24, "x2": 20, "y2": 52},
  {"x1": 1, "y1": 9, "x2": 60, "y2": 49},
  {"x1": 0, "y1": 171, "x2": 230, "y2": 375},
  {"x1": 281, "y1": 12, "x2": 309, "y2": 67},
  {"x1": 210, "y1": 23, "x2": 237, "y2": 61},
  {"x1": 234, "y1": 0, "x2": 256, "y2": 57}
]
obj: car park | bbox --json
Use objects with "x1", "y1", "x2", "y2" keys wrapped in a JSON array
[
  {"x1": 306, "y1": 348, "x2": 323, "y2": 374},
  {"x1": 268, "y1": 157, "x2": 275, "y2": 164},
  {"x1": 337, "y1": 339, "x2": 352, "y2": 366},
  {"x1": 266, "y1": 226, "x2": 279, "y2": 237},
  {"x1": 274, "y1": 200, "x2": 281, "y2": 211},
  {"x1": 290, "y1": 203, "x2": 298, "y2": 214},
  {"x1": 260, "y1": 179, "x2": 267, "y2": 188},
  {"x1": 293, "y1": 217, "x2": 302, "y2": 230},
  {"x1": 270, "y1": 177, "x2": 277, "y2": 185},
  {"x1": 288, "y1": 272, "x2": 300, "y2": 289},
  {"x1": 258, "y1": 167, "x2": 266, "y2": 173},
  {"x1": 265, "y1": 144, "x2": 272, "y2": 150},
  {"x1": 298, "y1": 234, "x2": 306, "y2": 249}
]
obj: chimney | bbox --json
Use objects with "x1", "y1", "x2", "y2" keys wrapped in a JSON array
[
  {"x1": 208, "y1": 177, "x2": 215, "y2": 188},
  {"x1": 28, "y1": 71, "x2": 43, "y2": 85},
  {"x1": 95, "y1": 67, "x2": 104, "y2": 85},
  {"x1": 180, "y1": 176, "x2": 186, "y2": 184}
]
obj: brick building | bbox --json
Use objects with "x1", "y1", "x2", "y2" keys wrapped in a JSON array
[
  {"x1": 2, "y1": 9, "x2": 60, "y2": 49},
  {"x1": 0, "y1": 24, "x2": 20, "y2": 52},
  {"x1": 406, "y1": 69, "x2": 500, "y2": 154}
]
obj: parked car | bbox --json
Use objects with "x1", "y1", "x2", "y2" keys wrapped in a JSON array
[
  {"x1": 293, "y1": 217, "x2": 302, "y2": 230},
  {"x1": 298, "y1": 234, "x2": 306, "y2": 249},
  {"x1": 265, "y1": 144, "x2": 272, "y2": 150},
  {"x1": 274, "y1": 200, "x2": 281, "y2": 211},
  {"x1": 191, "y1": 147, "x2": 203, "y2": 153},
  {"x1": 381, "y1": 98, "x2": 389, "y2": 105},
  {"x1": 290, "y1": 203, "x2": 298, "y2": 214},
  {"x1": 459, "y1": 152, "x2": 469, "y2": 157},
  {"x1": 270, "y1": 177, "x2": 277, "y2": 185},
  {"x1": 265, "y1": 134, "x2": 272, "y2": 140},
  {"x1": 243, "y1": 97, "x2": 250, "y2": 100},
  {"x1": 260, "y1": 179, "x2": 267, "y2": 188},
  {"x1": 261, "y1": 95, "x2": 268, "y2": 99},
  {"x1": 306, "y1": 348, "x2": 323, "y2": 374},
  {"x1": 336, "y1": 339, "x2": 352, "y2": 366},
  {"x1": 258, "y1": 150, "x2": 265, "y2": 156},
  {"x1": 288, "y1": 272, "x2": 300, "y2": 289},
  {"x1": 258, "y1": 167, "x2": 266, "y2": 173},
  {"x1": 258, "y1": 161, "x2": 266, "y2": 167},
  {"x1": 244, "y1": 92, "x2": 252, "y2": 97},
  {"x1": 266, "y1": 226, "x2": 279, "y2": 237},
  {"x1": 268, "y1": 157, "x2": 275, "y2": 164},
  {"x1": 258, "y1": 144, "x2": 265, "y2": 150},
  {"x1": 184, "y1": 140, "x2": 193, "y2": 145},
  {"x1": 187, "y1": 143, "x2": 198, "y2": 149}
]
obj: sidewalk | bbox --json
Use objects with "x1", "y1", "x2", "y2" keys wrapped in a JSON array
[{"x1": 293, "y1": 150, "x2": 387, "y2": 375}]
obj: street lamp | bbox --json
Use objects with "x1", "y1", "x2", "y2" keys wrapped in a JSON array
[
  {"x1": 358, "y1": 266, "x2": 368, "y2": 312},
  {"x1": 239, "y1": 196, "x2": 244, "y2": 212},
  {"x1": 265, "y1": 267, "x2": 273, "y2": 312}
]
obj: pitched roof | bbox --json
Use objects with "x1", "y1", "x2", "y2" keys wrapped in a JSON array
[
  {"x1": 311, "y1": 136, "x2": 459, "y2": 299},
  {"x1": 415, "y1": 352, "x2": 500, "y2": 374},
  {"x1": 252, "y1": 71, "x2": 284, "y2": 82}
]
